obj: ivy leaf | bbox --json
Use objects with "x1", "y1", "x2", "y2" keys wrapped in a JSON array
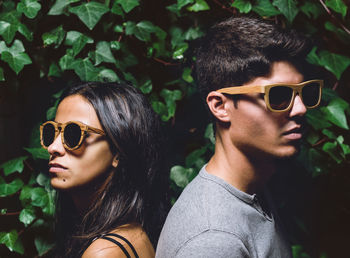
[
  {"x1": 71, "y1": 58, "x2": 99, "y2": 81},
  {"x1": 306, "y1": 109, "x2": 332, "y2": 130},
  {"x1": 170, "y1": 165, "x2": 196, "y2": 188},
  {"x1": 1, "y1": 51, "x2": 32, "y2": 74},
  {"x1": 110, "y1": 40, "x2": 121, "y2": 50},
  {"x1": 252, "y1": 0, "x2": 280, "y2": 16},
  {"x1": 182, "y1": 67, "x2": 193, "y2": 83},
  {"x1": 178, "y1": 0, "x2": 195, "y2": 10},
  {"x1": 116, "y1": 0, "x2": 140, "y2": 13},
  {"x1": 35, "y1": 236, "x2": 55, "y2": 257},
  {"x1": 318, "y1": 50, "x2": 350, "y2": 79},
  {"x1": 160, "y1": 89, "x2": 182, "y2": 120},
  {"x1": 0, "y1": 156, "x2": 28, "y2": 176},
  {"x1": 322, "y1": 98, "x2": 349, "y2": 129},
  {"x1": 65, "y1": 31, "x2": 93, "y2": 57},
  {"x1": 111, "y1": 2, "x2": 124, "y2": 16},
  {"x1": 184, "y1": 27, "x2": 204, "y2": 41},
  {"x1": 36, "y1": 173, "x2": 51, "y2": 190},
  {"x1": 325, "y1": 0, "x2": 347, "y2": 18},
  {"x1": 325, "y1": 22, "x2": 350, "y2": 43},
  {"x1": 97, "y1": 69, "x2": 119, "y2": 82},
  {"x1": 48, "y1": 0, "x2": 79, "y2": 15},
  {"x1": 0, "y1": 178, "x2": 24, "y2": 197},
  {"x1": 69, "y1": 2, "x2": 109, "y2": 30},
  {"x1": 139, "y1": 79, "x2": 152, "y2": 94},
  {"x1": 0, "y1": 230, "x2": 23, "y2": 253},
  {"x1": 322, "y1": 128, "x2": 337, "y2": 140},
  {"x1": 204, "y1": 123, "x2": 215, "y2": 145},
  {"x1": 273, "y1": 0, "x2": 298, "y2": 23},
  {"x1": 173, "y1": 43, "x2": 188, "y2": 59},
  {"x1": 125, "y1": 20, "x2": 163, "y2": 42},
  {"x1": 231, "y1": 0, "x2": 252, "y2": 13},
  {"x1": 0, "y1": 11, "x2": 21, "y2": 44},
  {"x1": 42, "y1": 25, "x2": 65, "y2": 48},
  {"x1": 31, "y1": 187, "x2": 49, "y2": 208},
  {"x1": 16, "y1": 0, "x2": 41, "y2": 19},
  {"x1": 59, "y1": 50, "x2": 75, "y2": 70},
  {"x1": 0, "y1": 231, "x2": 17, "y2": 250},
  {"x1": 0, "y1": 67, "x2": 4, "y2": 81},
  {"x1": 306, "y1": 130, "x2": 320, "y2": 145},
  {"x1": 19, "y1": 186, "x2": 34, "y2": 206},
  {"x1": 300, "y1": 1, "x2": 324, "y2": 19},
  {"x1": 0, "y1": 39, "x2": 25, "y2": 53},
  {"x1": 167, "y1": 3, "x2": 182, "y2": 15},
  {"x1": 18, "y1": 23, "x2": 33, "y2": 41},
  {"x1": 24, "y1": 147, "x2": 50, "y2": 160},
  {"x1": 185, "y1": 147, "x2": 206, "y2": 168},
  {"x1": 170, "y1": 27, "x2": 185, "y2": 48},
  {"x1": 0, "y1": 21, "x2": 18, "y2": 44},
  {"x1": 19, "y1": 206, "x2": 36, "y2": 226},
  {"x1": 48, "y1": 62, "x2": 62, "y2": 77},
  {"x1": 42, "y1": 190, "x2": 55, "y2": 215},
  {"x1": 95, "y1": 41, "x2": 116, "y2": 65},
  {"x1": 322, "y1": 141, "x2": 342, "y2": 163},
  {"x1": 151, "y1": 100, "x2": 168, "y2": 121},
  {"x1": 337, "y1": 136, "x2": 350, "y2": 155},
  {"x1": 187, "y1": 0, "x2": 210, "y2": 12}
]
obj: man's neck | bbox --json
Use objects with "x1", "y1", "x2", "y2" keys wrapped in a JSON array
[{"x1": 206, "y1": 134, "x2": 276, "y2": 195}]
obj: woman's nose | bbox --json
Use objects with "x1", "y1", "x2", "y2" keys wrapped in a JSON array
[{"x1": 47, "y1": 133, "x2": 65, "y2": 156}]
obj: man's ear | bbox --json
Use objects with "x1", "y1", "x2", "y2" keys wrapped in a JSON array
[
  {"x1": 206, "y1": 91, "x2": 231, "y2": 123},
  {"x1": 112, "y1": 155, "x2": 119, "y2": 168}
]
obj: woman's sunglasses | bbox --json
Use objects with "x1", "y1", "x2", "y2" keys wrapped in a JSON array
[
  {"x1": 217, "y1": 79, "x2": 323, "y2": 112},
  {"x1": 40, "y1": 121, "x2": 105, "y2": 150}
]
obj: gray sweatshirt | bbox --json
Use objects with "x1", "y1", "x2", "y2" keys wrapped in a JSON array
[{"x1": 156, "y1": 166, "x2": 292, "y2": 258}]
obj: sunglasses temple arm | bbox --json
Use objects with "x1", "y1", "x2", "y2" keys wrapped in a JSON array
[
  {"x1": 88, "y1": 127, "x2": 105, "y2": 136},
  {"x1": 217, "y1": 85, "x2": 265, "y2": 94}
]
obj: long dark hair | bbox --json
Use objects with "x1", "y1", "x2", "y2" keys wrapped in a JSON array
[{"x1": 53, "y1": 82, "x2": 168, "y2": 257}]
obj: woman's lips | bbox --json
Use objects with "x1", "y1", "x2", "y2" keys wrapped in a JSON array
[{"x1": 49, "y1": 163, "x2": 67, "y2": 173}]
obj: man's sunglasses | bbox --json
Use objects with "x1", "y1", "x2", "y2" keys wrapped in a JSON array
[
  {"x1": 217, "y1": 79, "x2": 323, "y2": 112},
  {"x1": 40, "y1": 121, "x2": 105, "y2": 151}
]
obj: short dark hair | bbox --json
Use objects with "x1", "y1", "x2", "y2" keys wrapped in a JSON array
[
  {"x1": 195, "y1": 16, "x2": 312, "y2": 99},
  {"x1": 54, "y1": 82, "x2": 168, "y2": 257}
]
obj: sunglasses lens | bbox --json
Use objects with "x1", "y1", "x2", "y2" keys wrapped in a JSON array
[
  {"x1": 64, "y1": 123, "x2": 82, "y2": 149},
  {"x1": 269, "y1": 86, "x2": 293, "y2": 111},
  {"x1": 42, "y1": 123, "x2": 56, "y2": 147},
  {"x1": 302, "y1": 82, "x2": 321, "y2": 107}
]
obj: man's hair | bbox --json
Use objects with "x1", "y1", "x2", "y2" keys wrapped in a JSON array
[{"x1": 195, "y1": 16, "x2": 312, "y2": 99}]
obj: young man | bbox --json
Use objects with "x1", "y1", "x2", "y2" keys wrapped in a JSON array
[{"x1": 156, "y1": 17, "x2": 322, "y2": 257}]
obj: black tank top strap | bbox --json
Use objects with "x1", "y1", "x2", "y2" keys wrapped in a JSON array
[
  {"x1": 103, "y1": 233, "x2": 139, "y2": 258},
  {"x1": 100, "y1": 235, "x2": 131, "y2": 258}
]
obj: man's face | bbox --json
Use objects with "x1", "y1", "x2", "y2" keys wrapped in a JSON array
[{"x1": 226, "y1": 61, "x2": 307, "y2": 160}]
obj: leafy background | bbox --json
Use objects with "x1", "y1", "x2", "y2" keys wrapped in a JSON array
[{"x1": 0, "y1": 0, "x2": 349, "y2": 257}]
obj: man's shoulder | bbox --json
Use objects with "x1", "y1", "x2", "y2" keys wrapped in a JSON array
[
  {"x1": 156, "y1": 170, "x2": 254, "y2": 257},
  {"x1": 169, "y1": 169, "x2": 254, "y2": 222}
]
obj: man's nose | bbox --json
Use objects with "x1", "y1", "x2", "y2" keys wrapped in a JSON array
[{"x1": 289, "y1": 94, "x2": 307, "y2": 117}]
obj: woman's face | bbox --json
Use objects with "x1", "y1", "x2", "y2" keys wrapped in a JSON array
[{"x1": 47, "y1": 94, "x2": 117, "y2": 191}]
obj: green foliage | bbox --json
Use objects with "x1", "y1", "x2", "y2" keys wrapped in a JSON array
[
  {"x1": 0, "y1": 156, "x2": 28, "y2": 176},
  {"x1": 68, "y1": 2, "x2": 109, "y2": 30},
  {"x1": 0, "y1": 0, "x2": 349, "y2": 257}
]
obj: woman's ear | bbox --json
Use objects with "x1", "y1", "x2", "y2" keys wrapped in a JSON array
[
  {"x1": 206, "y1": 91, "x2": 232, "y2": 123},
  {"x1": 112, "y1": 155, "x2": 119, "y2": 168}
]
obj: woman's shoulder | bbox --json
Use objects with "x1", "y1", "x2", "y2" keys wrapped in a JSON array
[{"x1": 82, "y1": 223, "x2": 154, "y2": 258}]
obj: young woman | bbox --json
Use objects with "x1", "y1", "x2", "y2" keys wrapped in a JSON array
[{"x1": 40, "y1": 82, "x2": 167, "y2": 257}]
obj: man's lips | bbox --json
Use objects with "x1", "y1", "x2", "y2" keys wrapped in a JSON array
[
  {"x1": 49, "y1": 163, "x2": 67, "y2": 173},
  {"x1": 282, "y1": 126, "x2": 304, "y2": 140}
]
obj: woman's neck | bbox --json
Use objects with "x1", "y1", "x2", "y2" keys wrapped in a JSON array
[{"x1": 69, "y1": 171, "x2": 113, "y2": 215}]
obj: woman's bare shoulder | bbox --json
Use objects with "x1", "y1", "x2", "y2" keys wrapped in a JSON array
[{"x1": 82, "y1": 224, "x2": 154, "y2": 258}]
